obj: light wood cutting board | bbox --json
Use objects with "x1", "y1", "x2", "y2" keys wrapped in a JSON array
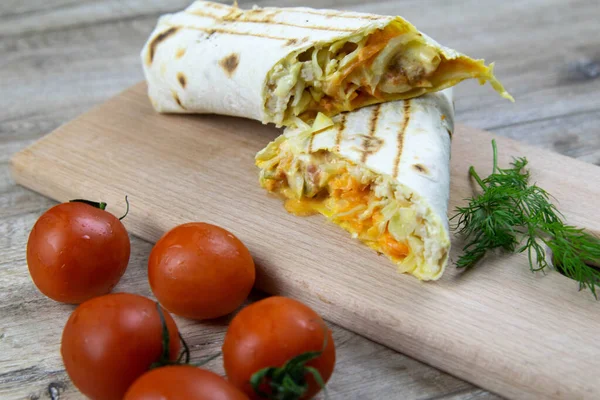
[{"x1": 11, "y1": 83, "x2": 600, "y2": 399}]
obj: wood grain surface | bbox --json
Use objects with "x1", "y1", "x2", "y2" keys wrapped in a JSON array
[
  {"x1": 1, "y1": 1, "x2": 599, "y2": 399},
  {"x1": 10, "y1": 82, "x2": 600, "y2": 400}
]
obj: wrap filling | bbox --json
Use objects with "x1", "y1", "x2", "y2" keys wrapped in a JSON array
[
  {"x1": 265, "y1": 21, "x2": 509, "y2": 125},
  {"x1": 256, "y1": 132, "x2": 449, "y2": 280}
]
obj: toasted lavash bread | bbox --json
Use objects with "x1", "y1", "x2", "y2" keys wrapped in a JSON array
[
  {"x1": 142, "y1": 1, "x2": 510, "y2": 126},
  {"x1": 256, "y1": 90, "x2": 453, "y2": 280}
]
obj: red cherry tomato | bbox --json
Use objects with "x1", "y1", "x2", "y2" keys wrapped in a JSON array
[
  {"x1": 148, "y1": 222, "x2": 255, "y2": 320},
  {"x1": 61, "y1": 293, "x2": 181, "y2": 400},
  {"x1": 223, "y1": 296, "x2": 336, "y2": 399},
  {"x1": 27, "y1": 201, "x2": 130, "y2": 304},
  {"x1": 124, "y1": 365, "x2": 249, "y2": 400}
]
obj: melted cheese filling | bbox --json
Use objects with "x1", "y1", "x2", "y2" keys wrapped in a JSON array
[
  {"x1": 265, "y1": 22, "x2": 507, "y2": 126},
  {"x1": 257, "y1": 144, "x2": 448, "y2": 280},
  {"x1": 281, "y1": 172, "x2": 410, "y2": 261}
]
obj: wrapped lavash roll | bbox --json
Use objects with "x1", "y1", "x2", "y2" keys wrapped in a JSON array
[
  {"x1": 255, "y1": 90, "x2": 454, "y2": 280},
  {"x1": 141, "y1": 1, "x2": 511, "y2": 127}
]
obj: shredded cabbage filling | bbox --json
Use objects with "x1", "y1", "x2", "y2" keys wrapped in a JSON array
[
  {"x1": 265, "y1": 22, "x2": 451, "y2": 125},
  {"x1": 256, "y1": 137, "x2": 448, "y2": 278}
]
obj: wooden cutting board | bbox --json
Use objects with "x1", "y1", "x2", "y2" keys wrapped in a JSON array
[{"x1": 11, "y1": 83, "x2": 600, "y2": 399}]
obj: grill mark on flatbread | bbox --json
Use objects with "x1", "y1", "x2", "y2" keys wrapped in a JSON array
[
  {"x1": 224, "y1": 7, "x2": 244, "y2": 20},
  {"x1": 172, "y1": 91, "x2": 186, "y2": 109},
  {"x1": 219, "y1": 53, "x2": 240, "y2": 77},
  {"x1": 446, "y1": 128, "x2": 453, "y2": 139},
  {"x1": 198, "y1": 1, "x2": 230, "y2": 10},
  {"x1": 162, "y1": 23, "x2": 289, "y2": 42},
  {"x1": 185, "y1": 9, "x2": 356, "y2": 32},
  {"x1": 360, "y1": 136, "x2": 384, "y2": 162},
  {"x1": 335, "y1": 113, "x2": 347, "y2": 152},
  {"x1": 240, "y1": 8, "x2": 283, "y2": 24},
  {"x1": 412, "y1": 163, "x2": 429, "y2": 175},
  {"x1": 175, "y1": 48, "x2": 186, "y2": 59},
  {"x1": 360, "y1": 104, "x2": 382, "y2": 164},
  {"x1": 147, "y1": 27, "x2": 179, "y2": 65},
  {"x1": 308, "y1": 131, "x2": 315, "y2": 153},
  {"x1": 393, "y1": 101, "x2": 411, "y2": 178},
  {"x1": 191, "y1": 2, "x2": 384, "y2": 21},
  {"x1": 242, "y1": 8, "x2": 279, "y2": 19},
  {"x1": 285, "y1": 7, "x2": 384, "y2": 21},
  {"x1": 177, "y1": 72, "x2": 187, "y2": 88}
]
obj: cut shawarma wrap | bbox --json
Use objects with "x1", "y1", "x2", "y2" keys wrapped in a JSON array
[
  {"x1": 256, "y1": 90, "x2": 454, "y2": 280},
  {"x1": 141, "y1": 1, "x2": 511, "y2": 126}
]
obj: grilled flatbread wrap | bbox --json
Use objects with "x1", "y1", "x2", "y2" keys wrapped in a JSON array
[
  {"x1": 142, "y1": 1, "x2": 511, "y2": 127},
  {"x1": 256, "y1": 90, "x2": 453, "y2": 280}
]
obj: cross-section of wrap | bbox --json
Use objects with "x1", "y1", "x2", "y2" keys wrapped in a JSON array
[
  {"x1": 256, "y1": 90, "x2": 453, "y2": 280},
  {"x1": 142, "y1": 1, "x2": 511, "y2": 126}
]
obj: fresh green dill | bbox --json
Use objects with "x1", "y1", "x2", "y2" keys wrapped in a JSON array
[{"x1": 451, "y1": 139, "x2": 600, "y2": 297}]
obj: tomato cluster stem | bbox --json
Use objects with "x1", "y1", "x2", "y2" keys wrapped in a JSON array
[
  {"x1": 69, "y1": 199, "x2": 107, "y2": 210},
  {"x1": 151, "y1": 303, "x2": 190, "y2": 369},
  {"x1": 250, "y1": 334, "x2": 329, "y2": 400},
  {"x1": 69, "y1": 195, "x2": 129, "y2": 220}
]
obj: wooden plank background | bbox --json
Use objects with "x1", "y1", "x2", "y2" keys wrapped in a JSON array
[{"x1": 1, "y1": 1, "x2": 598, "y2": 399}]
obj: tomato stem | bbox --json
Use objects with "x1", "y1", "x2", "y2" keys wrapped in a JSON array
[
  {"x1": 118, "y1": 196, "x2": 130, "y2": 220},
  {"x1": 69, "y1": 196, "x2": 129, "y2": 219},
  {"x1": 69, "y1": 199, "x2": 107, "y2": 210},
  {"x1": 250, "y1": 327, "x2": 330, "y2": 400},
  {"x1": 151, "y1": 302, "x2": 195, "y2": 370},
  {"x1": 151, "y1": 303, "x2": 172, "y2": 369},
  {"x1": 177, "y1": 332, "x2": 190, "y2": 364}
]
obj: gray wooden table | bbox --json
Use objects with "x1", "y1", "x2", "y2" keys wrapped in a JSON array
[{"x1": 1, "y1": 1, "x2": 598, "y2": 399}]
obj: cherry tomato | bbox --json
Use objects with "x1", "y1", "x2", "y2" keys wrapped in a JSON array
[
  {"x1": 61, "y1": 293, "x2": 181, "y2": 400},
  {"x1": 27, "y1": 201, "x2": 130, "y2": 304},
  {"x1": 148, "y1": 222, "x2": 255, "y2": 320},
  {"x1": 223, "y1": 296, "x2": 336, "y2": 400},
  {"x1": 124, "y1": 365, "x2": 249, "y2": 400}
]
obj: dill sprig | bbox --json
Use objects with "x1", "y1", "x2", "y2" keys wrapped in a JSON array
[{"x1": 451, "y1": 139, "x2": 600, "y2": 297}]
